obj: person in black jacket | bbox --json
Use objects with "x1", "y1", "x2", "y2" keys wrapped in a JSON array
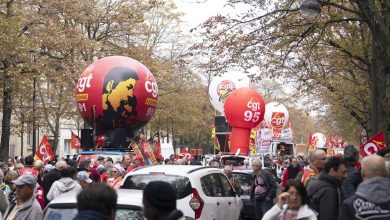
[
  {"x1": 250, "y1": 159, "x2": 277, "y2": 220},
  {"x1": 340, "y1": 154, "x2": 390, "y2": 220},
  {"x1": 341, "y1": 145, "x2": 362, "y2": 199},
  {"x1": 43, "y1": 160, "x2": 67, "y2": 206},
  {"x1": 307, "y1": 156, "x2": 347, "y2": 220}
]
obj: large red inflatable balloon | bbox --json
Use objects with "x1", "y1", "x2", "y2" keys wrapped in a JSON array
[
  {"x1": 224, "y1": 88, "x2": 265, "y2": 155},
  {"x1": 75, "y1": 56, "x2": 158, "y2": 137}
]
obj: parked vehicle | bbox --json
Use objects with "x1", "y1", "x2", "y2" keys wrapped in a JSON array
[
  {"x1": 121, "y1": 165, "x2": 244, "y2": 220},
  {"x1": 233, "y1": 170, "x2": 255, "y2": 220},
  {"x1": 221, "y1": 154, "x2": 247, "y2": 167},
  {"x1": 43, "y1": 189, "x2": 144, "y2": 220}
]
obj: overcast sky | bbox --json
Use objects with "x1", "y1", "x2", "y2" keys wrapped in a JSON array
[{"x1": 174, "y1": 0, "x2": 228, "y2": 32}]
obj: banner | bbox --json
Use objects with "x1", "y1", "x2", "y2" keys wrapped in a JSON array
[
  {"x1": 153, "y1": 138, "x2": 162, "y2": 159},
  {"x1": 212, "y1": 126, "x2": 220, "y2": 150},
  {"x1": 141, "y1": 139, "x2": 157, "y2": 164},
  {"x1": 71, "y1": 131, "x2": 81, "y2": 149},
  {"x1": 34, "y1": 135, "x2": 54, "y2": 164},
  {"x1": 130, "y1": 140, "x2": 145, "y2": 161},
  {"x1": 360, "y1": 131, "x2": 386, "y2": 157},
  {"x1": 256, "y1": 126, "x2": 272, "y2": 154}
]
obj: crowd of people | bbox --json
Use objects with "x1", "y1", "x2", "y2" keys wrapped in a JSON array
[
  {"x1": 248, "y1": 146, "x2": 390, "y2": 220},
  {"x1": 1, "y1": 145, "x2": 390, "y2": 220}
]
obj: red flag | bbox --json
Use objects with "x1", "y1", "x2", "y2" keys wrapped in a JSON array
[
  {"x1": 95, "y1": 134, "x2": 105, "y2": 148},
  {"x1": 34, "y1": 135, "x2": 54, "y2": 164},
  {"x1": 360, "y1": 131, "x2": 386, "y2": 157},
  {"x1": 308, "y1": 132, "x2": 314, "y2": 152},
  {"x1": 154, "y1": 138, "x2": 162, "y2": 158},
  {"x1": 71, "y1": 131, "x2": 81, "y2": 149},
  {"x1": 130, "y1": 141, "x2": 145, "y2": 161}
]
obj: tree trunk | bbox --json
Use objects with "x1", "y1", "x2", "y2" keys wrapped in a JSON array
[
  {"x1": 52, "y1": 115, "x2": 61, "y2": 155},
  {"x1": 0, "y1": 62, "x2": 12, "y2": 161}
]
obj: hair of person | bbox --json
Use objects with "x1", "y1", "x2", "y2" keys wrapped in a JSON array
[
  {"x1": 362, "y1": 154, "x2": 387, "y2": 178},
  {"x1": 79, "y1": 159, "x2": 91, "y2": 169},
  {"x1": 343, "y1": 145, "x2": 359, "y2": 163},
  {"x1": 77, "y1": 182, "x2": 117, "y2": 216},
  {"x1": 60, "y1": 166, "x2": 77, "y2": 178},
  {"x1": 106, "y1": 157, "x2": 114, "y2": 163},
  {"x1": 323, "y1": 156, "x2": 347, "y2": 173},
  {"x1": 284, "y1": 179, "x2": 309, "y2": 205},
  {"x1": 24, "y1": 155, "x2": 34, "y2": 166},
  {"x1": 102, "y1": 67, "x2": 139, "y2": 93},
  {"x1": 309, "y1": 149, "x2": 325, "y2": 162}
]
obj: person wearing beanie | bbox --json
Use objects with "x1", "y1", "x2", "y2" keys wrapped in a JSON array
[{"x1": 143, "y1": 181, "x2": 184, "y2": 220}]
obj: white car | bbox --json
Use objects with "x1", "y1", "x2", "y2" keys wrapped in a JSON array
[
  {"x1": 44, "y1": 189, "x2": 144, "y2": 220},
  {"x1": 121, "y1": 165, "x2": 244, "y2": 220}
]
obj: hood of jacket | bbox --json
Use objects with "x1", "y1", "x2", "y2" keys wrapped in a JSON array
[
  {"x1": 318, "y1": 173, "x2": 340, "y2": 188},
  {"x1": 57, "y1": 177, "x2": 77, "y2": 192},
  {"x1": 296, "y1": 204, "x2": 317, "y2": 219},
  {"x1": 355, "y1": 177, "x2": 390, "y2": 204}
]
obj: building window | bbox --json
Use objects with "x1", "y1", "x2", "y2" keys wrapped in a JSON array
[{"x1": 64, "y1": 139, "x2": 71, "y2": 155}]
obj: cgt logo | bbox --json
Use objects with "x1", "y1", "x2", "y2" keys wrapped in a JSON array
[
  {"x1": 77, "y1": 73, "x2": 93, "y2": 92},
  {"x1": 271, "y1": 112, "x2": 285, "y2": 129},
  {"x1": 145, "y1": 81, "x2": 158, "y2": 98}
]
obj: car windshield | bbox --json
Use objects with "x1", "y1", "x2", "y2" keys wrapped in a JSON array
[
  {"x1": 221, "y1": 156, "x2": 246, "y2": 166},
  {"x1": 233, "y1": 173, "x2": 253, "y2": 187},
  {"x1": 44, "y1": 208, "x2": 144, "y2": 220},
  {"x1": 122, "y1": 174, "x2": 192, "y2": 199}
]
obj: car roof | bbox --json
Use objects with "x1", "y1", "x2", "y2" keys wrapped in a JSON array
[
  {"x1": 128, "y1": 165, "x2": 221, "y2": 176},
  {"x1": 47, "y1": 189, "x2": 143, "y2": 208}
]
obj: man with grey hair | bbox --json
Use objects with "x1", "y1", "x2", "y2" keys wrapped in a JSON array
[
  {"x1": 43, "y1": 160, "x2": 67, "y2": 206},
  {"x1": 341, "y1": 145, "x2": 362, "y2": 199},
  {"x1": 340, "y1": 154, "x2": 390, "y2": 220},
  {"x1": 301, "y1": 149, "x2": 327, "y2": 188},
  {"x1": 3, "y1": 174, "x2": 43, "y2": 220},
  {"x1": 250, "y1": 159, "x2": 277, "y2": 220}
]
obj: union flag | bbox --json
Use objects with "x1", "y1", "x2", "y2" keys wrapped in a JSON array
[
  {"x1": 71, "y1": 131, "x2": 81, "y2": 149},
  {"x1": 360, "y1": 131, "x2": 386, "y2": 157},
  {"x1": 34, "y1": 135, "x2": 54, "y2": 164}
]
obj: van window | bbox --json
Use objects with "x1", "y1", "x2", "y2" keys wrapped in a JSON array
[
  {"x1": 121, "y1": 174, "x2": 192, "y2": 199},
  {"x1": 221, "y1": 156, "x2": 246, "y2": 166}
]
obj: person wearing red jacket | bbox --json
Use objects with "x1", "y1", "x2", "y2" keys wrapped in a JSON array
[{"x1": 281, "y1": 158, "x2": 303, "y2": 188}]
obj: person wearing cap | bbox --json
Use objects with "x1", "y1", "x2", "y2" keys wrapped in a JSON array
[
  {"x1": 43, "y1": 160, "x2": 67, "y2": 206},
  {"x1": 77, "y1": 171, "x2": 93, "y2": 188},
  {"x1": 108, "y1": 164, "x2": 125, "y2": 189},
  {"x1": 47, "y1": 166, "x2": 82, "y2": 201},
  {"x1": 78, "y1": 158, "x2": 101, "y2": 182},
  {"x1": 251, "y1": 158, "x2": 277, "y2": 220},
  {"x1": 143, "y1": 181, "x2": 184, "y2": 220},
  {"x1": 2, "y1": 174, "x2": 43, "y2": 220}
]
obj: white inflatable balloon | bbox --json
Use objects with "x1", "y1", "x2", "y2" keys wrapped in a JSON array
[
  {"x1": 263, "y1": 102, "x2": 289, "y2": 129},
  {"x1": 312, "y1": 133, "x2": 327, "y2": 149},
  {"x1": 208, "y1": 72, "x2": 250, "y2": 113}
]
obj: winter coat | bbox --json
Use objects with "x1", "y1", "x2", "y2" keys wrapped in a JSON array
[
  {"x1": 281, "y1": 165, "x2": 303, "y2": 187},
  {"x1": 263, "y1": 204, "x2": 317, "y2": 220},
  {"x1": 340, "y1": 177, "x2": 390, "y2": 220},
  {"x1": 340, "y1": 165, "x2": 362, "y2": 199},
  {"x1": 307, "y1": 173, "x2": 342, "y2": 220},
  {"x1": 250, "y1": 169, "x2": 277, "y2": 201},
  {"x1": 2, "y1": 195, "x2": 43, "y2": 220},
  {"x1": 43, "y1": 168, "x2": 61, "y2": 205},
  {"x1": 47, "y1": 177, "x2": 82, "y2": 201}
]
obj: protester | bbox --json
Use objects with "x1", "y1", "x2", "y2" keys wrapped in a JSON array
[
  {"x1": 6, "y1": 158, "x2": 15, "y2": 171},
  {"x1": 2, "y1": 174, "x2": 43, "y2": 220},
  {"x1": 126, "y1": 155, "x2": 145, "y2": 173},
  {"x1": 108, "y1": 164, "x2": 125, "y2": 189},
  {"x1": 189, "y1": 155, "x2": 202, "y2": 165},
  {"x1": 78, "y1": 159, "x2": 100, "y2": 182},
  {"x1": 263, "y1": 180, "x2": 317, "y2": 220},
  {"x1": 0, "y1": 169, "x2": 11, "y2": 196},
  {"x1": 301, "y1": 149, "x2": 326, "y2": 188},
  {"x1": 224, "y1": 165, "x2": 241, "y2": 194},
  {"x1": 77, "y1": 171, "x2": 93, "y2": 188},
  {"x1": 43, "y1": 160, "x2": 67, "y2": 206},
  {"x1": 281, "y1": 158, "x2": 303, "y2": 188},
  {"x1": 307, "y1": 156, "x2": 347, "y2": 220},
  {"x1": 73, "y1": 182, "x2": 117, "y2": 220},
  {"x1": 341, "y1": 145, "x2": 362, "y2": 199},
  {"x1": 100, "y1": 161, "x2": 113, "y2": 183},
  {"x1": 17, "y1": 155, "x2": 38, "y2": 178},
  {"x1": 143, "y1": 181, "x2": 184, "y2": 220},
  {"x1": 250, "y1": 158, "x2": 277, "y2": 220},
  {"x1": 340, "y1": 154, "x2": 390, "y2": 220},
  {"x1": 121, "y1": 154, "x2": 132, "y2": 171},
  {"x1": 47, "y1": 166, "x2": 82, "y2": 201}
]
